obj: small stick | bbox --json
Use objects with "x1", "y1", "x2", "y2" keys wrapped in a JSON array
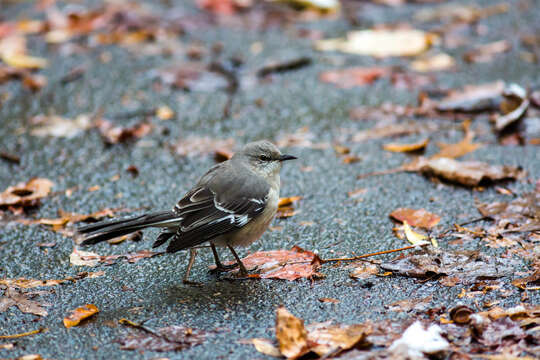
[
  {"x1": 321, "y1": 243, "x2": 429, "y2": 263},
  {"x1": 0, "y1": 327, "x2": 46, "y2": 339},
  {"x1": 118, "y1": 318, "x2": 160, "y2": 337}
]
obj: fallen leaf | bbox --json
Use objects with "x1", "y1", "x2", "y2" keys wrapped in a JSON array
[
  {"x1": 0, "y1": 178, "x2": 54, "y2": 208},
  {"x1": 349, "y1": 262, "x2": 379, "y2": 280},
  {"x1": 275, "y1": 128, "x2": 329, "y2": 149},
  {"x1": 414, "y1": 3, "x2": 508, "y2": 24},
  {"x1": 0, "y1": 287, "x2": 50, "y2": 317},
  {"x1": 0, "y1": 272, "x2": 104, "y2": 289},
  {"x1": 0, "y1": 36, "x2": 48, "y2": 69},
  {"x1": 276, "y1": 306, "x2": 309, "y2": 359},
  {"x1": 213, "y1": 246, "x2": 322, "y2": 281},
  {"x1": 316, "y1": 29, "x2": 435, "y2": 57},
  {"x1": 386, "y1": 295, "x2": 432, "y2": 312},
  {"x1": 390, "y1": 208, "x2": 441, "y2": 229},
  {"x1": 0, "y1": 327, "x2": 46, "y2": 339},
  {"x1": 255, "y1": 306, "x2": 372, "y2": 359},
  {"x1": 63, "y1": 304, "x2": 99, "y2": 328},
  {"x1": 449, "y1": 305, "x2": 474, "y2": 324},
  {"x1": 96, "y1": 119, "x2": 152, "y2": 144},
  {"x1": 464, "y1": 40, "x2": 511, "y2": 64},
  {"x1": 381, "y1": 247, "x2": 519, "y2": 280},
  {"x1": 172, "y1": 136, "x2": 235, "y2": 157},
  {"x1": 319, "y1": 67, "x2": 390, "y2": 88},
  {"x1": 495, "y1": 83, "x2": 529, "y2": 132},
  {"x1": 156, "y1": 64, "x2": 229, "y2": 91},
  {"x1": 402, "y1": 221, "x2": 429, "y2": 245},
  {"x1": 436, "y1": 81, "x2": 505, "y2": 113},
  {"x1": 276, "y1": 0, "x2": 340, "y2": 13},
  {"x1": 277, "y1": 196, "x2": 302, "y2": 218},
  {"x1": 318, "y1": 298, "x2": 340, "y2": 304},
  {"x1": 251, "y1": 338, "x2": 281, "y2": 357},
  {"x1": 30, "y1": 114, "x2": 92, "y2": 138},
  {"x1": 19, "y1": 208, "x2": 125, "y2": 233},
  {"x1": 348, "y1": 188, "x2": 367, "y2": 199},
  {"x1": 410, "y1": 53, "x2": 455, "y2": 72},
  {"x1": 432, "y1": 119, "x2": 481, "y2": 159},
  {"x1": 405, "y1": 157, "x2": 524, "y2": 187},
  {"x1": 512, "y1": 269, "x2": 540, "y2": 290},
  {"x1": 383, "y1": 138, "x2": 429, "y2": 153},
  {"x1": 156, "y1": 105, "x2": 174, "y2": 120},
  {"x1": 70, "y1": 248, "x2": 101, "y2": 267},
  {"x1": 117, "y1": 323, "x2": 210, "y2": 352},
  {"x1": 70, "y1": 247, "x2": 163, "y2": 266}
]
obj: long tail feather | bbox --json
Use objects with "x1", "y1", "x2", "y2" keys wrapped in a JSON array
[{"x1": 77, "y1": 210, "x2": 180, "y2": 245}]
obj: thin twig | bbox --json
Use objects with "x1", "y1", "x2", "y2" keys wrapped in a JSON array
[
  {"x1": 118, "y1": 318, "x2": 160, "y2": 337},
  {"x1": 321, "y1": 243, "x2": 429, "y2": 263},
  {"x1": 0, "y1": 327, "x2": 47, "y2": 339}
]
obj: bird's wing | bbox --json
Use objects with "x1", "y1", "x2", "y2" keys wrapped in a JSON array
[{"x1": 165, "y1": 164, "x2": 270, "y2": 253}]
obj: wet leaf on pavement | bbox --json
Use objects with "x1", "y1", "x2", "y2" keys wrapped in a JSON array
[
  {"x1": 0, "y1": 287, "x2": 51, "y2": 317},
  {"x1": 63, "y1": 304, "x2": 99, "y2": 328},
  {"x1": 0, "y1": 178, "x2": 54, "y2": 209}
]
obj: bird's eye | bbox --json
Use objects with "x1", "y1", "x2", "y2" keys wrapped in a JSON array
[{"x1": 259, "y1": 155, "x2": 270, "y2": 161}]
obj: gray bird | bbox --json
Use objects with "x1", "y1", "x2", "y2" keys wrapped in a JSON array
[{"x1": 77, "y1": 140, "x2": 297, "y2": 283}]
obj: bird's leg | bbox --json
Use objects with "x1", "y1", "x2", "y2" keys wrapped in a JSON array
[
  {"x1": 182, "y1": 248, "x2": 202, "y2": 286},
  {"x1": 226, "y1": 244, "x2": 248, "y2": 275},
  {"x1": 209, "y1": 243, "x2": 239, "y2": 273}
]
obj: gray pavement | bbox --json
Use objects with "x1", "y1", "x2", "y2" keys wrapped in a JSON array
[{"x1": 1, "y1": 0, "x2": 539, "y2": 359}]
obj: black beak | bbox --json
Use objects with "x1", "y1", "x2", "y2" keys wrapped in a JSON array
[{"x1": 278, "y1": 154, "x2": 297, "y2": 162}]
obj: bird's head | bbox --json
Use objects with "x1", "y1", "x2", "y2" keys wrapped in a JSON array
[{"x1": 233, "y1": 140, "x2": 297, "y2": 178}]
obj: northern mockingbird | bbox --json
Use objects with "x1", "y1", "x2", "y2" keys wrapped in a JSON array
[{"x1": 77, "y1": 140, "x2": 296, "y2": 283}]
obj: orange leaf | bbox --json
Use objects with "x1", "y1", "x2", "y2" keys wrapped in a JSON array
[
  {"x1": 383, "y1": 138, "x2": 429, "y2": 153},
  {"x1": 276, "y1": 306, "x2": 309, "y2": 359},
  {"x1": 63, "y1": 304, "x2": 99, "y2": 328}
]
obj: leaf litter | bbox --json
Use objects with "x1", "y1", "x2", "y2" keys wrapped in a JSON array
[
  {"x1": 70, "y1": 248, "x2": 163, "y2": 267},
  {"x1": 0, "y1": 286, "x2": 51, "y2": 317},
  {"x1": 116, "y1": 318, "x2": 212, "y2": 352}
]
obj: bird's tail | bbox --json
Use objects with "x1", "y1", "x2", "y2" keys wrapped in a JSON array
[{"x1": 77, "y1": 210, "x2": 180, "y2": 245}]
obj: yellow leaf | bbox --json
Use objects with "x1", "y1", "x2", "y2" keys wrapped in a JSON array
[
  {"x1": 2, "y1": 54, "x2": 48, "y2": 69},
  {"x1": 402, "y1": 220, "x2": 429, "y2": 245},
  {"x1": 316, "y1": 29, "x2": 436, "y2": 57}
]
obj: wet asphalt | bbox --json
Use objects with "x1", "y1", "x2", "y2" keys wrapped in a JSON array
[{"x1": 0, "y1": 0, "x2": 539, "y2": 359}]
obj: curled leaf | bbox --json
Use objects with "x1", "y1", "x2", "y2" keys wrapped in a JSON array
[{"x1": 63, "y1": 304, "x2": 99, "y2": 328}]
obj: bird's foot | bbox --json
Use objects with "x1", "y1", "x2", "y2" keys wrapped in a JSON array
[
  {"x1": 182, "y1": 279, "x2": 203, "y2": 287},
  {"x1": 209, "y1": 262, "x2": 239, "y2": 274}
]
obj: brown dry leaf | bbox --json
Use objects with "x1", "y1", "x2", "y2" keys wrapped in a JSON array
[
  {"x1": 386, "y1": 295, "x2": 433, "y2": 312},
  {"x1": 306, "y1": 322, "x2": 371, "y2": 357},
  {"x1": 275, "y1": 128, "x2": 329, "y2": 149},
  {"x1": 405, "y1": 157, "x2": 524, "y2": 187},
  {"x1": 383, "y1": 138, "x2": 429, "y2": 153},
  {"x1": 381, "y1": 247, "x2": 518, "y2": 280},
  {"x1": 96, "y1": 119, "x2": 152, "y2": 145},
  {"x1": 316, "y1": 29, "x2": 435, "y2": 57},
  {"x1": 414, "y1": 3, "x2": 508, "y2": 23},
  {"x1": 410, "y1": 53, "x2": 455, "y2": 72},
  {"x1": 436, "y1": 81, "x2": 505, "y2": 113},
  {"x1": 19, "y1": 208, "x2": 124, "y2": 233},
  {"x1": 349, "y1": 262, "x2": 379, "y2": 280},
  {"x1": 463, "y1": 40, "x2": 511, "y2": 64},
  {"x1": 214, "y1": 246, "x2": 322, "y2": 281},
  {"x1": 117, "y1": 323, "x2": 210, "y2": 352},
  {"x1": 30, "y1": 114, "x2": 92, "y2": 138},
  {"x1": 156, "y1": 64, "x2": 229, "y2": 91},
  {"x1": 390, "y1": 208, "x2": 441, "y2": 229},
  {"x1": 476, "y1": 191, "x2": 539, "y2": 235},
  {"x1": 63, "y1": 304, "x2": 99, "y2": 328},
  {"x1": 319, "y1": 298, "x2": 340, "y2": 304},
  {"x1": 319, "y1": 67, "x2": 390, "y2": 89},
  {"x1": 172, "y1": 136, "x2": 235, "y2": 157},
  {"x1": 432, "y1": 120, "x2": 481, "y2": 159},
  {"x1": 0, "y1": 273, "x2": 105, "y2": 290},
  {"x1": 276, "y1": 306, "x2": 309, "y2": 359},
  {"x1": 255, "y1": 307, "x2": 372, "y2": 359},
  {"x1": 0, "y1": 287, "x2": 50, "y2": 317},
  {"x1": 449, "y1": 305, "x2": 474, "y2": 324},
  {"x1": 0, "y1": 178, "x2": 54, "y2": 208},
  {"x1": 69, "y1": 248, "x2": 163, "y2": 267},
  {"x1": 512, "y1": 269, "x2": 540, "y2": 290}
]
